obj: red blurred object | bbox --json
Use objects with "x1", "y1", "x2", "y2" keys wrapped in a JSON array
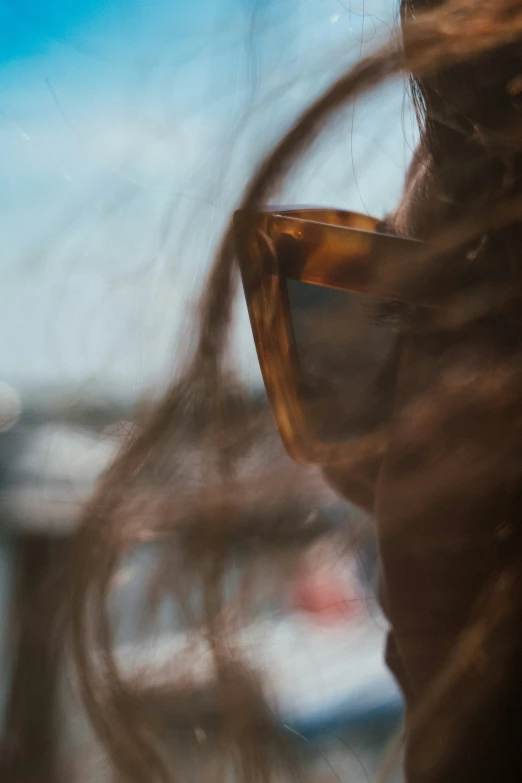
[{"x1": 290, "y1": 553, "x2": 365, "y2": 625}]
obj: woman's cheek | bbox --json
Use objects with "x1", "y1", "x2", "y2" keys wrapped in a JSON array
[{"x1": 322, "y1": 457, "x2": 381, "y2": 513}]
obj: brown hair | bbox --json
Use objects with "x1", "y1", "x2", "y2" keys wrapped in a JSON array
[{"x1": 12, "y1": 1, "x2": 522, "y2": 781}]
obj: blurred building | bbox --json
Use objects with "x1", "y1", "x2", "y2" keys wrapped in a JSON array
[{"x1": 0, "y1": 389, "x2": 402, "y2": 783}]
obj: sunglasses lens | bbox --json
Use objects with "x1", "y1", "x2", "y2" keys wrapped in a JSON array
[{"x1": 285, "y1": 279, "x2": 399, "y2": 444}]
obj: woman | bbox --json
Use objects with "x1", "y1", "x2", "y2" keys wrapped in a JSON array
[{"x1": 66, "y1": 0, "x2": 522, "y2": 781}]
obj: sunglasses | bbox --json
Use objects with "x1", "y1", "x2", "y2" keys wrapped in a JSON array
[{"x1": 234, "y1": 207, "x2": 423, "y2": 466}]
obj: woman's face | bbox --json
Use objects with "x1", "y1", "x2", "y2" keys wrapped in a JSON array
[{"x1": 322, "y1": 258, "x2": 518, "y2": 711}]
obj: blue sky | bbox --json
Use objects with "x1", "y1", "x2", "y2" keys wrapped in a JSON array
[{"x1": 0, "y1": 0, "x2": 415, "y2": 402}]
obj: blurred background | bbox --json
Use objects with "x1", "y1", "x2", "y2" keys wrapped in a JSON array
[{"x1": 0, "y1": 1, "x2": 416, "y2": 780}]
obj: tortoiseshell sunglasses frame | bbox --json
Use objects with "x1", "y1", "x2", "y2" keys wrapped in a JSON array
[{"x1": 234, "y1": 207, "x2": 422, "y2": 465}]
